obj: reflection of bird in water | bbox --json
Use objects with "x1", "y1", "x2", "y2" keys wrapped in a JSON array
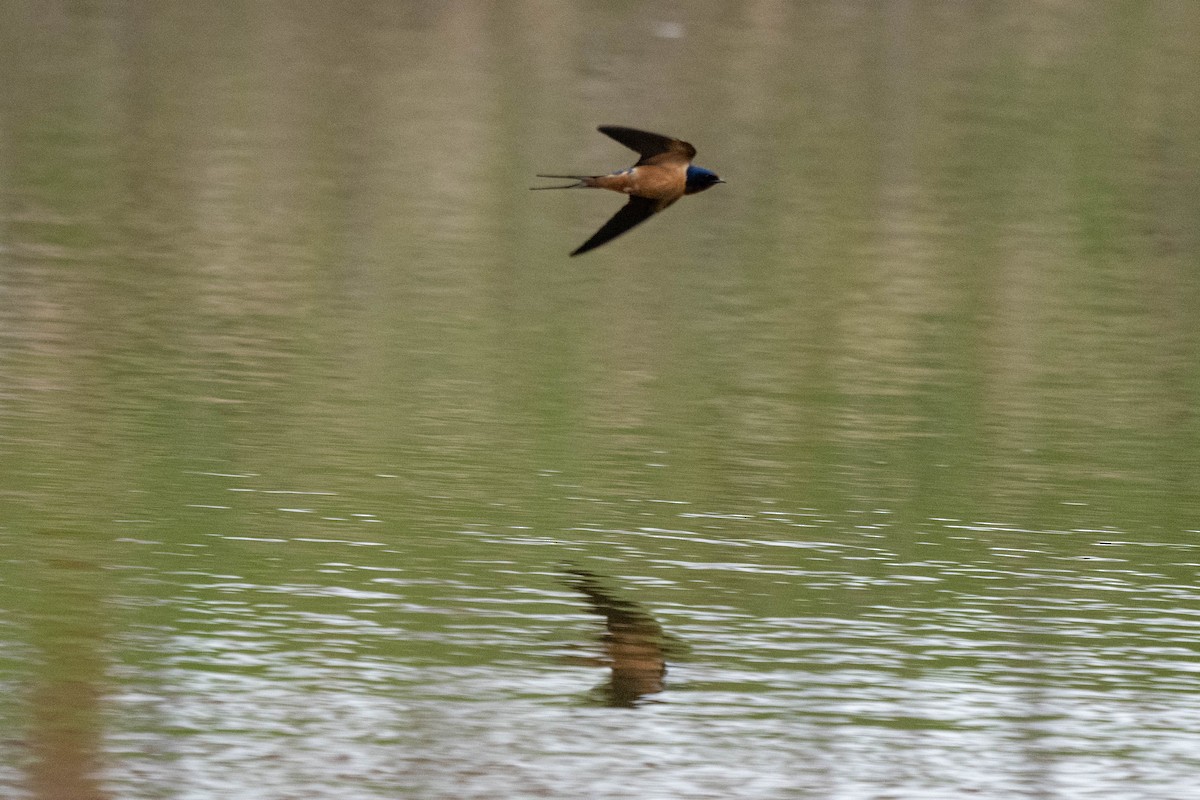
[{"x1": 563, "y1": 567, "x2": 688, "y2": 708}]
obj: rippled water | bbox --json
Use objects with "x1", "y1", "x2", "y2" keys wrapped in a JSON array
[{"x1": 3, "y1": 2, "x2": 1200, "y2": 799}]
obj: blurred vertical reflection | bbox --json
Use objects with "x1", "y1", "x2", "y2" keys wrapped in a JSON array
[{"x1": 24, "y1": 553, "x2": 111, "y2": 800}]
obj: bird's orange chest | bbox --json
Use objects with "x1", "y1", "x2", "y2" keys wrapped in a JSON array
[{"x1": 593, "y1": 164, "x2": 685, "y2": 201}]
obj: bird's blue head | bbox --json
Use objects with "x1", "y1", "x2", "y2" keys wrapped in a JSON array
[{"x1": 685, "y1": 165, "x2": 724, "y2": 195}]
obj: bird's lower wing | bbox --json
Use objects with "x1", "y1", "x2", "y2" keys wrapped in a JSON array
[{"x1": 571, "y1": 196, "x2": 660, "y2": 256}]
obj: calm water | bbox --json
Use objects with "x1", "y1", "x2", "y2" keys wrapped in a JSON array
[{"x1": 3, "y1": 2, "x2": 1200, "y2": 799}]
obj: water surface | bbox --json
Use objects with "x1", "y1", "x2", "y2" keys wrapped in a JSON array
[{"x1": 2, "y1": 3, "x2": 1200, "y2": 799}]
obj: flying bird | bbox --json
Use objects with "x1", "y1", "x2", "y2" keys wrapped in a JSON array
[{"x1": 533, "y1": 125, "x2": 724, "y2": 256}]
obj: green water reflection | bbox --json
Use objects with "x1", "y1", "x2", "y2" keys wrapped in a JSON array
[{"x1": 2, "y1": 2, "x2": 1199, "y2": 799}]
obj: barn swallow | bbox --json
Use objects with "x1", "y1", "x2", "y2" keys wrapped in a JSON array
[{"x1": 533, "y1": 125, "x2": 724, "y2": 256}]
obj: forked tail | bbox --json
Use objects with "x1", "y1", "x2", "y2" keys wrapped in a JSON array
[{"x1": 530, "y1": 174, "x2": 596, "y2": 190}]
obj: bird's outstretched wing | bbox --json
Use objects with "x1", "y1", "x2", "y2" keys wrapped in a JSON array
[
  {"x1": 571, "y1": 195, "x2": 661, "y2": 256},
  {"x1": 598, "y1": 125, "x2": 697, "y2": 167}
]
